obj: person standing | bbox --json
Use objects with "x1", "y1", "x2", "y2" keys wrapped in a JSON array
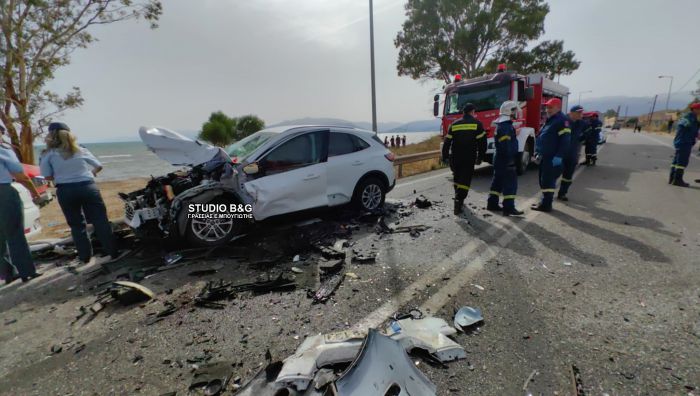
[
  {"x1": 583, "y1": 112, "x2": 602, "y2": 166},
  {"x1": 557, "y1": 105, "x2": 589, "y2": 201},
  {"x1": 402, "y1": 135, "x2": 407, "y2": 147},
  {"x1": 390, "y1": 135, "x2": 395, "y2": 148},
  {"x1": 40, "y1": 122, "x2": 120, "y2": 264},
  {"x1": 669, "y1": 103, "x2": 700, "y2": 187},
  {"x1": 0, "y1": 124, "x2": 43, "y2": 284},
  {"x1": 441, "y1": 103, "x2": 487, "y2": 215},
  {"x1": 532, "y1": 98, "x2": 571, "y2": 212},
  {"x1": 487, "y1": 101, "x2": 524, "y2": 216},
  {"x1": 383, "y1": 136, "x2": 389, "y2": 147}
]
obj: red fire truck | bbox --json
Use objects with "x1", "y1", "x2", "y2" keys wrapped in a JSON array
[{"x1": 433, "y1": 65, "x2": 570, "y2": 174}]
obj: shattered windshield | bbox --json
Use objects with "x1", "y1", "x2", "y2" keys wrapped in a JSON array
[
  {"x1": 226, "y1": 131, "x2": 277, "y2": 160},
  {"x1": 446, "y1": 83, "x2": 510, "y2": 114}
]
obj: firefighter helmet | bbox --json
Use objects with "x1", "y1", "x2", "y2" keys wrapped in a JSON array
[{"x1": 496, "y1": 101, "x2": 519, "y2": 123}]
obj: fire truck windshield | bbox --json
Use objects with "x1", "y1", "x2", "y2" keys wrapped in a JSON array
[{"x1": 446, "y1": 84, "x2": 510, "y2": 115}]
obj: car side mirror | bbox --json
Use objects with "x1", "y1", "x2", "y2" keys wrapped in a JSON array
[
  {"x1": 525, "y1": 87, "x2": 535, "y2": 101},
  {"x1": 433, "y1": 100, "x2": 440, "y2": 117},
  {"x1": 243, "y1": 162, "x2": 260, "y2": 175}
]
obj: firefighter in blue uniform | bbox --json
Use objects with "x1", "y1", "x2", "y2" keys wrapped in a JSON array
[
  {"x1": 557, "y1": 105, "x2": 590, "y2": 201},
  {"x1": 533, "y1": 98, "x2": 571, "y2": 212},
  {"x1": 669, "y1": 102, "x2": 700, "y2": 187},
  {"x1": 441, "y1": 103, "x2": 487, "y2": 215},
  {"x1": 582, "y1": 112, "x2": 602, "y2": 166},
  {"x1": 487, "y1": 101, "x2": 524, "y2": 216}
]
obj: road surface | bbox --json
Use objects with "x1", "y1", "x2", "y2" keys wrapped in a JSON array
[{"x1": 0, "y1": 129, "x2": 698, "y2": 395}]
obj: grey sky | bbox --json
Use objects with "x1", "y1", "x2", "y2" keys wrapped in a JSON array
[{"x1": 45, "y1": 0, "x2": 700, "y2": 142}]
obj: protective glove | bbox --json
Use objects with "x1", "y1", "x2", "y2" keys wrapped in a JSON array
[{"x1": 552, "y1": 156, "x2": 563, "y2": 167}]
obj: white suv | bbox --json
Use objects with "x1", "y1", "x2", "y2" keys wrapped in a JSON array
[{"x1": 122, "y1": 126, "x2": 396, "y2": 246}]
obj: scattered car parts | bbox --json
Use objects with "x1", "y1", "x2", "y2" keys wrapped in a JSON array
[{"x1": 453, "y1": 306, "x2": 484, "y2": 332}]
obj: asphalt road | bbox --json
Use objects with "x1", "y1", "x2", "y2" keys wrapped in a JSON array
[{"x1": 0, "y1": 129, "x2": 699, "y2": 395}]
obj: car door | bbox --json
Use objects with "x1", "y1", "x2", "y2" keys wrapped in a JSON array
[
  {"x1": 243, "y1": 130, "x2": 329, "y2": 220},
  {"x1": 326, "y1": 131, "x2": 373, "y2": 206}
]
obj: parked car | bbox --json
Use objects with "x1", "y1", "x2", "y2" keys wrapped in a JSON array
[
  {"x1": 611, "y1": 123, "x2": 621, "y2": 130},
  {"x1": 121, "y1": 125, "x2": 397, "y2": 246},
  {"x1": 12, "y1": 182, "x2": 42, "y2": 239}
]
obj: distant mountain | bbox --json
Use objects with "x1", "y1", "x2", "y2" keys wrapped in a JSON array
[
  {"x1": 580, "y1": 91, "x2": 695, "y2": 116},
  {"x1": 388, "y1": 119, "x2": 441, "y2": 133}
]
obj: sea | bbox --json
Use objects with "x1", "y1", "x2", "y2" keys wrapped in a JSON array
[{"x1": 31, "y1": 131, "x2": 440, "y2": 182}]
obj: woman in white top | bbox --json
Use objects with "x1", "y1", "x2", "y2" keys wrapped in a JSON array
[{"x1": 40, "y1": 122, "x2": 119, "y2": 264}]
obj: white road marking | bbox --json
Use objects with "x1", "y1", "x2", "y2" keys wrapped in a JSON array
[
  {"x1": 355, "y1": 147, "x2": 604, "y2": 330},
  {"x1": 638, "y1": 133, "x2": 674, "y2": 148}
]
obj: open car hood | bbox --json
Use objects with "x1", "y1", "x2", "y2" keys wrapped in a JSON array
[{"x1": 139, "y1": 126, "x2": 222, "y2": 166}]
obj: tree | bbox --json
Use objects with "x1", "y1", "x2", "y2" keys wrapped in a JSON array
[
  {"x1": 625, "y1": 117, "x2": 638, "y2": 126},
  {"x1": 199, "y1": 111, "x2": 237, "y2": 147},
  {"x1": 480, "y1": 40, "x2": 580, "y2": 79},
  {"x1": 603, "y1": 109, "x2": 618, "y2": 118},
  {"x1": 394, "y1": 0, "x2": 578, "y2": 84},
  {"x1": 235, "y1": 115, "x2": 265, "y2": 139},
  {"x1": 1, "y1": 1, "x2": 162, "y2": 163}
]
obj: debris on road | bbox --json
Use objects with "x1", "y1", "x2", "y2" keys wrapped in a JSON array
[
  {"x1": 333, "y1": 329, "x2": 437, "y2": 396},
  {"x1": 111, "y1": 281, "x2": 155, "y2": 305},
  {"x1": 453, "y1": 306, "x2": 484, "y2": 332},
  {"x1": 414, "y1": 195, "x2": 433, "y2": 209},
  {"x1": 310, "y1": 270, "x2": 345, "y2": 304},
  {"x1": 189, "y1": 361, "x2": 235, "y2": 396},
  {"x1": 290, "y1": 266, "x2": 304, "y2": 274}
]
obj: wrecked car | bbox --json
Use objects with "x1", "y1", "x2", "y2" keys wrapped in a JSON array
[{"x1": 121, "y1": 125, "x2": 396, "y2": 246}]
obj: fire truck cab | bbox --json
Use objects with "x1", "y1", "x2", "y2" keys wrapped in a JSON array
[{"x1": 433, "y1": 66, "x2": 569, "y2": 174}]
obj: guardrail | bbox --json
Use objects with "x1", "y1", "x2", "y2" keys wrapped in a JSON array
[{"x1": 393, "y1": 150, "x2": 442, "y2": 178}]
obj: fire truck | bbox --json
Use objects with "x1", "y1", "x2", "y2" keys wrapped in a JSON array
[{"x1": 433, "y1": 65, "x2": 570, "y2": 174}]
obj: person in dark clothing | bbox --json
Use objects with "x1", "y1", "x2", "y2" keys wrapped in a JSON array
[
  {"x1": 557, "y1": 105, "x2": 589, "y2": 201},
  {"x1": 402, "y1": 135, "x2": 407, "y2": 147},
  {"x1": 441, "y1": 103, "x2": 487, "y2": 215},
  {"x1": 669, "y1": 103, "x2": 700, "y2": 187},
  {"x1": 40, "y1": 122, "x2": 122, "y2": 266},
  {"x1": 532, "y1": 98, "x2": 571, "y2": 212},
  {"x1": 0, "y1": 123, "x2": 43, "y2": 284},
  {"x1": 383, "y1": 136, "x2": 389, "y2": 147},
  {"x1": 390, "y1": 136, "x2": 395, "y2": 148},
  {"x1": 487, "y1": 101, "x2": 524, "y2": 216},
  {"x1": 582, "y1": 112, "x2": 602, "y2": 166}
]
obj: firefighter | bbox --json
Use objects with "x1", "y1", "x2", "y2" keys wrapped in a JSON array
[
  {"x1": 532, "y1": 98, "x2": 571, "y2": 212},
  {"x1": 669, "y1": 102, "x2": 700, "y2": 187},
  {"x1": 583, "y1": 112, "x2": 602, "y2": 165},
  {"x1": 441, "y1": 103, "x2": 487, "y2": 215},
  {"x1": 557, "y1": 105, "x2": 590, "y2": 201},
  {"x1": 487, "y1": 101, "x2": 523, "y2": 216}
]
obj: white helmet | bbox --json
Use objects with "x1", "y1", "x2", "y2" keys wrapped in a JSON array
[{"x1": 496, "y1": 101, "x2": 519, "y2": 123}]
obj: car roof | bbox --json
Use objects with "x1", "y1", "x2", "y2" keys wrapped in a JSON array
[{"x1": 265, "y1": 125, "x2": 377, "y2": 137}]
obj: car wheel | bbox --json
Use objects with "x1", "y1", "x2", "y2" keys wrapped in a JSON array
[
  {"x1": 516, "y1": 146, "x2": 531, "y2": 175},
  {"x1": 353, "y1": 177, "x2": 386, "y2": 211},
  {"x1": 185, "y1": 197, "x2": 243, "y2": 247}
]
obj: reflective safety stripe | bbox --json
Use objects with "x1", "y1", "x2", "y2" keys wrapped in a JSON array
[
  {"x1": 558, "y1": 128, "x2": 571, "y2": 135},
  {"x1": 475, "y1": 132, "x2": 486, "y2": 139},
  {"x1": 541, "y1": 188, "x2": 556, "y2": 193},
  {"x1": 489, "y1": 191, "x2": 502, "y2": 196},
  {"x1": 503, "y1": 195, "x2": 516, "y2": 200},
  {"x1": 672, "y1": 164, "x2": 685, "y2": 169},
  {"x1": 454, "y1": 183, "x2": 470, "y2": 191},
  {"x1": 452, "y1": 123, "x2": 478, "y2": 131},
  {"x1": 561, "y1": 178, "x2": 572, "y2": 182},
  {"x1": 498, "y1": 135, "x2": 511, "y2": 142},
  {"x1": 445, "y1": 134, "x2": 453, "y2": 139}
]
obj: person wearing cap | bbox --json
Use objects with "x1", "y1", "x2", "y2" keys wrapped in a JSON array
[
  {"x1": 557, "y1": 105, "x2": 590, "y2": 201},
  {"x1": 533, "y1": 98, "x2": 571, "y2": 212},
  {"x1": 582, "y1": 112, "x2": 602, "y2": 166},
  {"x1": 0, "y1": 123, "x2": 43, "y2": 284},
  {"x1": 441, "y1": 103, "x2": 487, "y2": 215},
  {"x1": 40, "y1": 122, "x2": 121, "y2": 265},
  {"x1": 669, "y1": 102, "x2": 700, "y2": 187},
  {"x1": 487, "y1": 101, "x2": 524, "y2": 216}
]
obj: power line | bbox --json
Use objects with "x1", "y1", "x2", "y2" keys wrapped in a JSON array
[{"x1": 675, "y1": 67, "x2": 700, "y2": 93}]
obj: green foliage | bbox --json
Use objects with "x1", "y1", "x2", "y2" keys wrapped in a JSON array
[
  {"x1": 198, "y1": 112, "x2": 266, "y2": 146},
  {"x1": 603, "y1": 109, "x2": 618, "y2": 118},
  {"x1": 0, "y1": 0, "x2": 162, "y2": 163},
  {"x1": 394, "y1": 0, "x2": 578, "y2": 83},
  {"x1": 625, "y1": 117, "x2": 639, "y2": 126},
  {"x1": 236, "y1": 115, "x2": 265, "y2": 139},
  {"x1": 199, "y1": 111, "x2": 237, "y2": 146}
]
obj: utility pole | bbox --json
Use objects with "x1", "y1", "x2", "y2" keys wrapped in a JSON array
[
  {"x1": 369, "y1": 0, "x2": 378, "y2": 133},
  {"x1": 648, "y1": 95, "x2": 658, "y2": 125},
  {"x1": 658, "y1": 75, "x2": 674, "y2": 113}
]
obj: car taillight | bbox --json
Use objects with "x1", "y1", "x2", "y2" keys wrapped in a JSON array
[{"x1": 384, "y1": 152, "x2": 395, "y2": 162}]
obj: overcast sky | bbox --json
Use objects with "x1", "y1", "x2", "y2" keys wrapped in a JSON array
[{"x1": 45, "y1": 0, "x2": 700, "y2": 142}]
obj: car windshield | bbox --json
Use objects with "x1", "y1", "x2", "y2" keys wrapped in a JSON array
[
  {"x1": 446, "y1": 84, "x2": 510, "y2": 114},
  {"x1": 226, "y1": 131, "x2": 277, "y2": 160}
]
